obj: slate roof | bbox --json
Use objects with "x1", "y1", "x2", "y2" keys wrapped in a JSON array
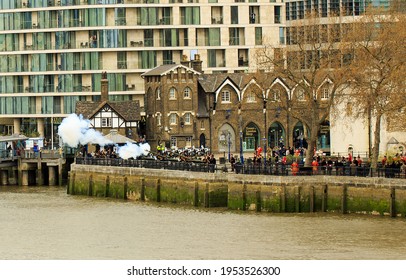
[
  {"x1": 75, "y1": 100, "x2": 141, "y2": 121},
  {"x1": 198, "y1": 73, "x2": 285, "y2": 93},
  {"x1": 142, "y1": 64, "x2": 201, "y2": 77}
]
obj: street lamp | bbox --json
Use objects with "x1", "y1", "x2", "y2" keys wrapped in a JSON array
[
  {"x1": 262, "y1": 137, "x2": 267, "y2": 167},
  {"x1": 239, "y1": 130, "x2": 244, "y2": 164},
  {"x1": 227, "y1": 132, "x2": 231, "y2": 162}
]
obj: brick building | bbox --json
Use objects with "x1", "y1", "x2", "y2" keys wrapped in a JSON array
[{"x1": 143, "y1": 58, "x2": 331, "y2": 158}]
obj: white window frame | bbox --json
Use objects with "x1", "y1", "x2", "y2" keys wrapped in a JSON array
[
  {"x1": 321, "y1": 87, "x2": 330, "y2": 100},
  {"x1": 169, "y1": 113, "x2": 177, "y2": 125},
  {"x1": 156, "y1": 88, "x2": 161, "y2": 100},
  {"x1": 273, "y1": 89, "x2": 281, "y2": 102},
  {"x1": 185, "y1": 136, "x2": 192, "y2": 148},
  {"x1": 297, "y1": 89, "x2": 305, "y2": 101},
  {"x1": 169, "y1": 87, "x2": 177, "y2": 99},
  {"x1": 183, "y1": 87, "x2": 191, "y2": 99},
  {"x1": 184, "y1": 112, "x2": 191, "y2": 124},
  {"x1": 221, "y1": 90, "x2": 230, "y2": 103},
  {"x1": 157, "y1": 114, "x2": 161, "y2": 126},
  {"x1": 101, "y1": 117, "x2": 111, "y2": 127},
  {"x1": 247, "y1": 92, "x2": 256, "y2": 103},
  {"x1": 170, "y1": 136, "x2": 177, "y2": 149}
]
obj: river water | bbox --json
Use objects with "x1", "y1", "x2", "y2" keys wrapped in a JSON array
[{"x1": 0, "y1": 186, "x2": 405, "y2": 260}]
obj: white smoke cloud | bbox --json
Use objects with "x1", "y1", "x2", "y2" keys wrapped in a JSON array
[
  {"x1": 58, "y1": 114, "x2": 113, "y2": 147},
  {"x1": 118, "y1": 142, "x2": 151, "y2": 160},
  {"x1": 58, "y1": 114, "x2": 150, "y2": 159}
]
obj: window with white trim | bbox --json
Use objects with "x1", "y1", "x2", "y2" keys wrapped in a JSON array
[
  {"x1": 221, "y1": 90, "x2": 230, "y2": 102},
  {"x1": 157, "y1": 114, "x2": 161, "y2": 126},
  {"x1": 183, "y1": 87, "x2": 191, "y2": 99},
  {"x1": 297, "y1": 89, "x2": 305, "y2": 101},
  {"x1": 170, "y1": 136, "x2": 177, "y2": 148},
  {"x1": 156, "y1": 87, "x2": 161, "y2": 100},
  {"x1": 169, "y1": 113, "x2": 177, "y2": 125},
  {"x1": 101, "y1": 117, "x2": 111, "y2": 127},
  {"x1": 184, "y1": 112, "x2": 191, "y2": 124},
  {"x1": 321, "y1": 87, "x2": 330, "y2": 100},
  {"x1": 169, "y1": 87, "x2": 177, "y2": 99},
  {"x1": 273, "y1": 89, "x2": 281, "y2": 101},
  {"x1": 247, "y1": 92, "x2": 256, "y2": 102},
  {"x1": 185, "y1": 136, "x2": 192, "y2": 147}
]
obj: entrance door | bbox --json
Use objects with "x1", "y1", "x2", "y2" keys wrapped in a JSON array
[{"x1": 199, "y1": 133, "x2": 206, "y2": 148}]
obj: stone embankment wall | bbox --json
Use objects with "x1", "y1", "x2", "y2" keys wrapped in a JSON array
[{"x1": 68, "y1": 164, "x2": 406, "y2": 217}]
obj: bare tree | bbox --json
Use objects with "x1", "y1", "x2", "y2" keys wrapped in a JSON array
[
  {"x1": 341, "y1": 7, "x2": 406, "y2": 168},
  {"x1": 254, "y1": 12, "x2": 350, "y2": 166}
]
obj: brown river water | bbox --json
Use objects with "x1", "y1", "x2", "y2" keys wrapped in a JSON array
[{"x1": 0, "y1": 186, "x2": 405, "y2": 260}]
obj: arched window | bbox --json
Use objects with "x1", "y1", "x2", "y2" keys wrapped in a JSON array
[
  {"x1": 156, "y1": 87, "x2": 161, "y2": 100},
  {"x1": 183, "y1": 87, "x2": 191, "y2": 99},
  {"x1": 157, "y1": 114, "x2": 161, "y2": 126},
  {"x1": 169, "y1": 113, "x2": 177, "y2": 125},
  {"x1": 184, "y1": 112, "x2": 191, "y2": 124},
  {"x1": 169, "y1": 87, "x2": 177, "y2": 99}
]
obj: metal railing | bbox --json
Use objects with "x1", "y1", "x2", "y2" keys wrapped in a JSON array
[{"x1": 75, "y1": 157, "x2": 406, "y2": 179}]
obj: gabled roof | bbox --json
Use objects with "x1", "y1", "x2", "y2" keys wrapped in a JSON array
[
  {"x1": 141, "y1": 64, "x2": 201, "y2": 77},
  {"x1": 75, "y1": 100, "x2": 141, "y2": 121},
  {"x1": 199, "y1": 73, "x2": 275, "y2": 93}
]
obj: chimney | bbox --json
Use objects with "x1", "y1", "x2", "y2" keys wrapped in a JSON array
[
  {"x1": 191, "y1": 54, "x2": 203, "y2": 73},
  {"x1": 101, "y1": 71, "x2": 108, "y2": 102},
  {"x1": 181, "y1": 54, "x2": 190, "y2": 68}
]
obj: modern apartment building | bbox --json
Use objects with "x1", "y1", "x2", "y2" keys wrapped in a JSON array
[{"x1": 0, "y1": 0, "x2": 285, "y2": 145}]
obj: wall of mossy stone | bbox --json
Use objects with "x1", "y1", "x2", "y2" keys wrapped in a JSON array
[{"x1": 68, "y1": 164, "x2": 406, "y2": 217}]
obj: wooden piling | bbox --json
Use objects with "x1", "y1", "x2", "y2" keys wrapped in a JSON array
[
  {"x1": 156, "y1": 179, "x2": 161, "y2": 202},
  {"x1": 204, "y1": 183, "x2": 209, "y2": 208},
  {"x1": 140, "y1": 177, "x2": 145, "y2": 201},
  {"x1": 88, "y1": 175, "x2": 93, "y2": 196},
  {"x1": 341, "y1": 185, "x2": 348, "y2": 214},
  {"x1": 390, "y1": 187, "x2": 396, "y2": 218},
  {"x1": 309, "y1": 186, "x2": 314, "y2": 213},
  {"x1": 194, "y1": 182, "x2": 199, "y2": 207},
  {"x1": 123, "y1": 177, "x2": 128, "y2": 200},
  {"x1": 321, "y1": 184, "x2": 328, "y2": 212},
  {"x1": 256, "y1": 189, "x2": 261, "y2": 212},
  {"x1": 105, "y1": 175, "x2": 110, "y2": 197}
]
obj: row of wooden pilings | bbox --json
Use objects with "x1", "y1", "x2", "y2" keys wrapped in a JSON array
[{"x1": 68, "y1": 171, "x2": 400, "y2": 217}]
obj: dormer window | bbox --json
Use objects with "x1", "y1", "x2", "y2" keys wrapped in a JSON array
[
  {"x1": 221, "y1": 90, "x2": 230, "y2": 103},
  {"x1": 297, "y1": 89, "x2": 305, "y2": 101},
  {"x1": 273, "y1": 89, "x2": 281, "y2": 102},
  {"x1": 247, "y1": 92, "x2": 256, "y2": 103},
  {"x1": 321, "y1": 87, "x2": 330, "y2": 100}
]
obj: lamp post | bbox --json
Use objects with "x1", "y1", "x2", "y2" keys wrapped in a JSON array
[
  {"x1": 262, "y1": 137, "x2": 267, "y2": 167},
  {"x1": 239, "y1": 130, "x2": 243, "y2": 164},
  {"x1": 227, "y1": 132, "x2": 231, "y2": 162},
  {"x1": 238, "y1": 104, "x2": 244, "y2": 164}
]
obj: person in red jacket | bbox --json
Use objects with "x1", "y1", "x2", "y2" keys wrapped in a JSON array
[
  {"x1": 291, "y1": 160, "x2": 299, "y2": 176},
  {"x1": 311, "y1": 158, "x2": 319, "y2": 175}
]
